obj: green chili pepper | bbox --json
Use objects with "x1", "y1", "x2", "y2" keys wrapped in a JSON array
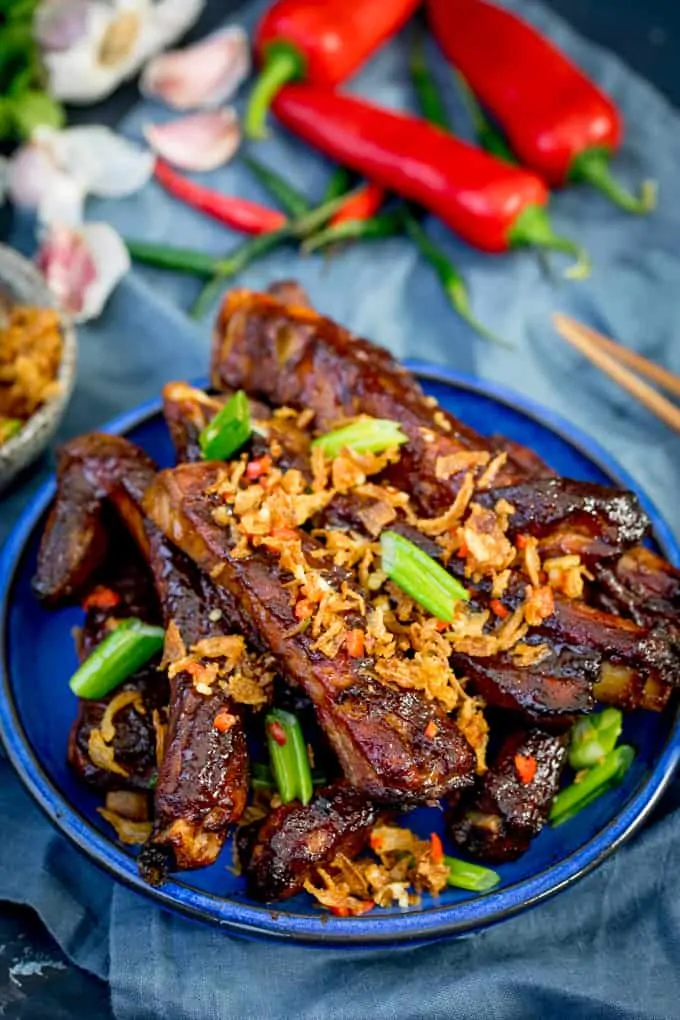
[
  {"x1": 243, "y1": 155, "x2": 311, "y2": 217},
  {"x1": 302, "y1": 209, "x2": 407, "y2": 254},
  {"x1": 266, "y1": 709, "x2": 313, "y2": 805},
  {"x1": 410, "y1": 25, "x2": 450, "y2": 131},
  {"x1": 198, "y1": 389, "x2": 251, "y2": 461},
  {"x1": 404, "y1": 209, "x2": 511, "y2": 348},
  {"x1": 550, "y1": 745, "x2": 635, "y2": 827},
  {"x1": 454, "y1": 71, "x2": 517, "y2": 165},
  {"x1": 381, "y1": 530, "x2": 469, "y2": 623},
  {"x1": 444, "y1": 855, "x2": 501, "y2": 892},
  {"x1": 125, "y1": 241, "x2": 220, "y2": 277},
  {"x1": 312, "y1": 416, "x2": 408, "y2": 457},
  {"x1": 69, "y1": 618, "x2": 165, "y2": 700},
  {"x1": 568, "y1": 708, "x2": 623, "y2": 770},
  {"x1": 323, "y1": 166, "x2": 352, "y2": 202}
]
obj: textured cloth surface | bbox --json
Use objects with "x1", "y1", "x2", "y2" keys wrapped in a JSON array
[{"x1": 1, "y1": 0, "x2": 680, "y2": 1016}]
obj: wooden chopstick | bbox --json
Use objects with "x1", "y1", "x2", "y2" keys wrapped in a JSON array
[{"x1": 552, "y1": 313, "x2": 680, "y2": 433}]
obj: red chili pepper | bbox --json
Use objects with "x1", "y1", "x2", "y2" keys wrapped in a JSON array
[
  {"x1": 273, "y1": 86, "x2": 588, "y2": 270},
  {"x1": 490, "y1": 598, "x2": 509, "y2": 619},
  {"x1": 154, "y1": 160, "x2": 287, "y2": 235},
  {"x1": 82, "y1": 586, "x2": 121, "y2": 612},
  {"x1": 246, "y1": 0, "x2": 421, "y2": 139},
  {"x1": 514, "y1": 753, "x2": 537, "y2": 785},
  {"x1": 427, "y1": 0, "x2": 655, "y2": 213},
  {"x1": 329, "y1": 182, "x2": 385, "y2": 227}
]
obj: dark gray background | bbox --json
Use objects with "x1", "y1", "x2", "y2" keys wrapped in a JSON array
[{"x1": 1, "y1": 0, "x2": 677, "y2": 1016}]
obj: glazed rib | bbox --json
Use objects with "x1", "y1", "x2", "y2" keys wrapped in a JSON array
[
  {"x1": 237, "y1": 783, "x2": 379, "y2": 902},
  {"x1": 143, "y1": 462, "x2": 477, "y2": 804},
  {"x1": 448, "y1": 728, "x2": 568, "y2": 862}
]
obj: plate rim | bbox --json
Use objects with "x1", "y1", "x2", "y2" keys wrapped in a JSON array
[{"x1": 1, "y1": 363, "x2": 678, "y2": 945}]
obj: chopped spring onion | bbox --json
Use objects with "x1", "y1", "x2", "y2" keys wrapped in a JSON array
[
  {"x1": 312, "y1": 417, "x2": 408, "y2": 458},
  {"x1": 444, "y1": 855, "x2": 500, "y2": 892},
  {"x1": 0, "y1": 418, "x2": 22, "y2": 445},
  {"x1": 265, "y1": 709, "x2": 313, "y2": 805},
  {"x1": 251, "y1": 761, "x2": 326, "y2": 791},
  {"x1": 380, "y1": 530, "x2": 469, "y2": 622},
  {"x1": 199, "y1": 389, "x2": 251, "y2": 461},
  {"x1": 568, "y1": 708, "x2": 623, "y2": 770},
  {"x1": 69, "y1": 618, "x2": 165, "y2": 700},
  {"x1": 549, "y1": 744, "x2": 635, "y2": 827}
]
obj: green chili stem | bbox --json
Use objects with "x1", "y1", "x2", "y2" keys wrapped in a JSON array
[
  {"x1": 266, "y1": 709, "x2": 313, "y2": 805},
  {"x1": 69, "y1": 618, "x2": 165, "y2": 700},
  {"x1": 410, "y1": 25, "x2": 450, "y2": 131},
  {"x1": 243, "y1": 155, "x2": 310, "y2": 217},
  {"x1": 508, "y1": 205, "x2": 591, "y2": 281},
  {"x1": 454, "y1": 71, "x2": 517, "y2": 164},
  {"x1": 302, "y1": 210, "x2": 407, "y2": 254},
  {"x1": 323, "y1": 166, "x2": 352, "y2": 202},
  {"x1": 444, "y1": 855, "x2": 500, "y2": 892},
  {"x1": 550, "y1": 745, "x2": 635, "y2": 827},
  {"x1": 312, "y1": 417, "x2": 408, "y2": 456},
  {"x1": 244, "y1": 43, "x2": 305, "y2": 140},
  {"x1": 568, "y1": 708, "x2": 623, "y2": 770},
  {"x1": 381, "y1": 530, "x2": 469, "y2": 623},
  {"x1": 569, "y1": 147, "x2": 657, "y2": 215},
  {"x1": 404, "y1": 210, "x2": 511, "y2": 347},
  {"x1": 198, "y1": 389, "x2": 251, "y2": 460},
  {"x1": 125, "y1": 240, "x2": 219, "y2": 277}
]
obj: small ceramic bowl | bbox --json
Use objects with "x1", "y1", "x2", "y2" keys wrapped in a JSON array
[{"x1": 0, "y1": 244, "x2": 77, "y2": 493}]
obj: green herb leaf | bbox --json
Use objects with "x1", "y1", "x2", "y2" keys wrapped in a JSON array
[{"x1": 9, "y1": 89, "x2": 65, "y2": 139}]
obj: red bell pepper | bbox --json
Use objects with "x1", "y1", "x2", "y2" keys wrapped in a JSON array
[
  {"x1": 273, "y1": 85, "x2": 588, "y2": 270},
  {"x1": 245, "y1": 0, "x2": 421, "y2": 139},
  {"x1": 427, "y1": 0, "x2": 655, "y2": 213}
]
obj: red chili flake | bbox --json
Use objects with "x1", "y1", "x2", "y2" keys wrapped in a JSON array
[
  {"x1": 294, "y1": 598, "x2": 314, "y2": 620},
  {"x1": 268, "y1": 721, "x2": 287, "y2": 747},
  {"x1": 246, "y1": 455, "x2": 272, "y2": 481},
  {"x1": 490, "y1": 598, "x2": 510, "y2": 619},
  {"x1": 514, "y1": 753, "x2": 537, "y2": 785},
  {"x1": 430, "y1": 832, "x2": 444, "y2": 863},
  {"x1": 424, "y1": 720, "x2": 439, "y2": 740},
  {"x1": 213, "y1": 711, "x2": 237, "y2": 733},
  {"x1": 435, "y1": 620, "x2": 449, "y2": 632},
  {"x1": 369, "y1": 832, "x2": 384, "y2": 853},
  {"x1": 345, "y1": 629, "x2": 365, "y2": 658},
  {"x1": 516, "y1": 534, "x2": 529, "y2": 549},
  {"x1": 82, "y1": 586, "x2": 120, "y2": 611},
  {"x1": 457, "y1": 541, "x2": 469, "y2": 559}
]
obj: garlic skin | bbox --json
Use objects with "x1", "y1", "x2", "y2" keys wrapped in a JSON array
[
  {"x1": 143, "y1": 109, "x2": 241, "y2": 172},
  {"x1": 36, "y1": 222, "x2": 131, "y2": 322},
  {"x1": 41, "y1": 0, "x2": 207, "y2": 105},
  {"x1": 140, "y1": 26, "x2": 250, "y2": 110}
]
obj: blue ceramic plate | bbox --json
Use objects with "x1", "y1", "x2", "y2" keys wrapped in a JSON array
[{"x1": 1, "y1": 363, "x2": 678, "y2": 946}]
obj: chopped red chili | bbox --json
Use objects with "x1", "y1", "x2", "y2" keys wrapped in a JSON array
[
  {"x1": 430, "y1": 832, "x2": 444, "y2": 862},
  {"x1": 246, "y1": 454, "x2": 272, "y2": 480},
  {"x1": 345, "y1": 628, "x2": 365, "y2": 658},
  {"x1": 82, "y1": 586, "x2": 121, "y2": 611},
  {"x1": 268, "y1": 720, "x2": 288, "y2": 747},
  {"x1": 515, "y1": 753, "x2": 537, "y2": 785},
  {"x1": 213, "y1": 711, "x2": 237, "y2": 733},
  {"x1": 490, "y1": 598, "x2": 510, "y2": 619},
  {"x1": 424, "y1": 720, "x2": 439, "y2": 740}
]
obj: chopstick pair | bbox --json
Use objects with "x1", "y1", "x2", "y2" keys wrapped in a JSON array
[{"x1": 553, "y1": 313, "x2": 680, "y2": 433}]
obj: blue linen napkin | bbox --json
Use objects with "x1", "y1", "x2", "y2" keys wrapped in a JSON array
[{"x1": 2, "y1": 0, "x2": 680, "y2": 1016}]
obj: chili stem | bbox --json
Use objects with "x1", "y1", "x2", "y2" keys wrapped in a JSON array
[
  {"x1": 199, "y1": 389, "x2": 251, "y2": 460},
  {"x1": 508, "y1": 205, "x2": 590, "y2": 280},
  {"x1": 266, "y1": 708, "x2": 313, "y2": 805},
  {"x1": 568, "y1": 708, "x2": 623, "y2": 770},
  {"x1": 302, "y1": 210, "x2": 406, "y2": 254},
  {"x1": 381, "y1": 530, "x2": 469, "y2": 622},
  {"x1": 454, "y1": 71, "x2": 516, "y2": 164},
  {"x1": 549, "y1": 745, "x2": 635, "y2": 827},
  {"x1": 570, "y1": 147, "x2": 657, "y2": 215},
  {"x1": 69, "y1": 618, "x2": 165, "y2": 700},
  {"x1": 323, "y1": 166, "x2": 352, "y2": 202},
  {"x1": 410, "y1": 25, "x2": 450, "y2": 130},
  {"x1": 404, "y1": 210, "x2": 511, "y2": 347},
  {"x1": 242, "y1": 155, "x2": 310, "y2": 217},
  {"x1": 312, "y1": 416, "x2": 408, "y2": 456},
  {"x1": 444, "y1": 855, "x2": 501, "y2": 892},
  {"x1": 245, "y1": 42, "x2": 305, "y2": 141}
]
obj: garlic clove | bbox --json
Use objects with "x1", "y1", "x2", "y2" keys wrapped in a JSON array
[
  {"x1": 142, "y1": 108, "x2": 240, "y2": 172},
  {"x1": 140, "y1": 26, "x2": 250, "y2": 110}
]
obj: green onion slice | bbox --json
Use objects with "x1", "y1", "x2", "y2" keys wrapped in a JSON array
[
  {"x1": 199, "y1": 389, "x2": 251, "y2": 461},
  {"x1": 568, "y1": 707, "x2": 623, "y2": 770},
  {"x1": 265, "y1": 708, "x2": 313, "y2": 806},
  {"x1": 380, "y1": 530, "x2": 469, "y2": 622},
  {"x1": 312, "y1": 417, "x2": 408, "y2": 458},
  {"x1": 0, "y1": 418, "x2": 22, "y2": 445},
  {"x1": 444, "y1": 855, "x2": 500, "y2": 892},
  {"x1": 550, "y1": 744, "x2": 635, "y2": 827},
  {"x1": 69, "y1": 618, "x2": 165, "y2": 700}
]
